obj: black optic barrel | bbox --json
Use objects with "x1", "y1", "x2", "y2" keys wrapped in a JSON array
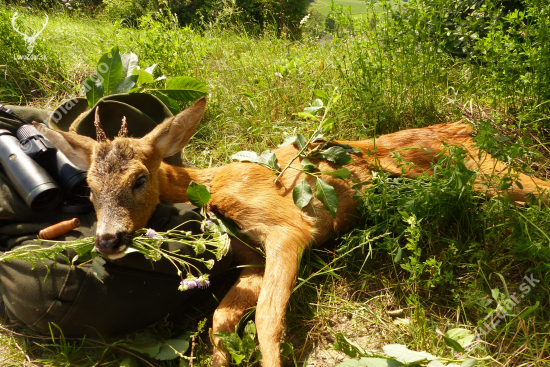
[{"x1": 0, "y1": 129, "x2": 62, "y2": 211}]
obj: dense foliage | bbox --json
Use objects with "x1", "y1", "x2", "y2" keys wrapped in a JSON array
[{"x1": 0, "y1": 0, "x2": 549, "y2": 365}]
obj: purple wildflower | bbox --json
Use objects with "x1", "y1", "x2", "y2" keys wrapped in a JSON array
[
  {"x1": 201, "y1": 220, "x2": 213, "y2": 233},
  {"x1": 145, "y1": 229, "x2": 159, "y2": 238},
  {"x1": 179, "y1": 276, "x2": 210, "y2": 291},
  {"x1": 197, "y1": 279, "x2": 211, "y2": 289},
  {"x1": 196, "y1": 275, "x2": 211, "y2": 288},
  {"x1": 180, "y1": 279, "x2": 198, "y2": 290}
]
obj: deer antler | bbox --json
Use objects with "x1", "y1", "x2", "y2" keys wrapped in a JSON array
[
  {"x1": 33, "y1": 14, "x2": 49, "y2": 38},
  {"x1": 11, "y1": 13, "x2": 27, "y2": 38},
  {"x1": 118, "y1": 116, "x2": 128, "y2": 138},
  {"x1": 94, "y1": 107, "x2": 108, "y2": 142}
]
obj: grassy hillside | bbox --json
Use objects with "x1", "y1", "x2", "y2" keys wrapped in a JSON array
[
  {"x1": 0, "y1": 1, "x2": 549, "y2": 366},
  {"x1": 310, "y1": 0, "x2": 371, "y2": 16}
]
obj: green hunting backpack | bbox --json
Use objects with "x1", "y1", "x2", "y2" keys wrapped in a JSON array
[{"x1": 0, "y1": 94, "x2": 232, "y2": 337}]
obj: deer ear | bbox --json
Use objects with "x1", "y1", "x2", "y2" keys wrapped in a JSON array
[
  {"x1": 142, "y1": 97, "x2": 206, "y2": 158},
  {"x1": 33, "y1": 123, "x2": 96, "y2": 170}
]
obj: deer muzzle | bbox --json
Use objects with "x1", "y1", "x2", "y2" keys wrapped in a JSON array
[{"x1": 95, "y1": 232, "x2": 131, "y2": 256}]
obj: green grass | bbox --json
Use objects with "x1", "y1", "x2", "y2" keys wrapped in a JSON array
[
  {"x1": 310, "y1": 0, "x2": 371, "y2": 16},
  {"x1": 1, "y1": 1, "x2": 550, "y2": 366}
]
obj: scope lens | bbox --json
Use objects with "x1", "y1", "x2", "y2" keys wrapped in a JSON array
[{"x1": 28, "y1": 183, "x2": 63, "y2": 211}]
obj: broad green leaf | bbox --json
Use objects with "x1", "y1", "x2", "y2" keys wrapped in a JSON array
[
  {"x1": 121, "y1": 51, "x2": 139, "y2": 77},
  {"x1": 232, "y1": 150, "x2": 279, "y2": 171},
  {"x1": 333, "y1": 333, "x2": 367, "y2": 358},
  {"x1": 295, "y1": 112, "x2": 319, "y2": 120},
  {"x1": 331, "y1": 92, "x2": 342, "y2": 106},
  {"x1": 214, "y1": 331, "x2": 243, "y2": 362},
  {"x1": 241, "y1": 334, "x2": 257, "y2": 360},
  {"x1": 92, "y1": 257, "x2": 108, "y2": 281},
  {"x1": 293, "y1": 180, "x2": 313, "y2": 210},
  {"x1": 444, "y1": 328, "x2": 475, "y2": 349},
  {"x1": 313, "y1": 89, "x2": 328, "y2": 102},
  {"x1": 437, "y1": 329, "x2": 464, "y2": 353},
  {"x1": 244, "y1": 320, "x2": 256, "y2": 336},
  {"x1": 295, "y1": 134, "x2": 308, "y2": 151},
  {"x1": 229, "y1": 351, "x2": 245, "y2": 365},
  {"x1": 155, "y1": 77, "x2": 207, "y2": 102},
  {"x1": 321, "y1": 117, "x2": 335, "y2": 132},
  {"x1": 333, "y1": 143, "x2": 363, "y2": 154},
  {"x1": 301, "y1": 158, "x2": 318, "y2": 173},
  {"x1": 119, "y1": 356, "x2": 142, "y2": 367},
  {"x1": 335, "y1": 358, "x2": 404, "y2": 367},
  {"x1": 260, "y1": 150, "x2": 280, "y2": 170},
  {"x1": 520, "y1": 301, "x2": 540, "y2": 319},
  {"x1": 122, "y1": 338, "x2": 162, "y2": 358},
  {"x1": 132, "y1": 67, "x2": 155, "y2": 85},
  {"x1": 317, "y1": 146, "x2": 353, "y2": 165},
  {"x1": 382, "y1": 344, "x2": 437, "y2": 364},
  {"x1": 186, "y1": 182, "x2": 211, "y2": 207},
  {"x1": 84, "y1": 75, "x2": 103, "y2": 108},
  {"x1": 232, "y1": 151, "x2": 263, "y2": 164},
  {"x1": 128, "y1": 87, "x2": 144, "y2": 94},
  {"x1": 461, "y1": 359, "x2": 477, "y2": 367},
  {"x1": 514, "y1": 179, "x2": 524, "y2": 189},
  {"x1": 155, "y1": 335, "x2": 190, "y2": 360},
  {"x1": 149, "y1": 91, "x2": 180, "y2": 114},
  {"x1": 116, "y1": 75, "x2": 139, "y2": 94},
  {"x1": 304, "y1": 98, "x2": 324, "y2": 115},
  {"x1": 322, "y1": 168, "x2": 352, "y2": 180},
  {"x1": 394, "y1": 247, "x2": 402, "y2": 263},
  {"x1": 278, "y1": 135, "x2": 297, "y2": 148},
  {"x1": 316, "y1": 178, "x2": 339, "y2": 218},
  {"x1": 97, "y1": 45, "x2": 123, "y2": 96}
]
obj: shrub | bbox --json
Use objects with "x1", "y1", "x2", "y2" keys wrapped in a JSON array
[{"x1": 171, "y1": 0, "x2": 309, "y2": 36}]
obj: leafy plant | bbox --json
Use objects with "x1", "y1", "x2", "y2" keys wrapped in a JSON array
[
  {"x1": 333, "y1": 334, "x2": 478, "y2": 367},
  {"x1": 83, "y1": 45, "x2": 207, "y2": 113},
  {"x1": 231, "y1": 89, "x2": 361, "y2": 218},
  {"x1": 120, "y1": 329, "x2": 192, "y2": 362},
  {"x1": 0, "y1": 226, "x2": 231, "y2": 288},
  {"x1": 214, "y1": 320, "x2": 262, "y2": 366}
]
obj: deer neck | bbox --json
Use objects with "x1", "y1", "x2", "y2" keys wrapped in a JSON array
[{"x1": 157, "y1": 162, "x2": 223, "y2": 203}]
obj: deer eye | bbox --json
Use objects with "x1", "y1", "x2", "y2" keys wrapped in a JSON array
[{"x1": 134, "y1": 175, "x2": 147, "y2": 190}]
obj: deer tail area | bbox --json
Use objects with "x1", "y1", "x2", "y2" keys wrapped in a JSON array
[{"x1": 344, "y1": 122, "x2": 549, "y2": 205}]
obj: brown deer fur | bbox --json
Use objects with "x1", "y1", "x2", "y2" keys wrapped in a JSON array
[{"x1": 35, "y1": 97, "x2": 549, "y2": 367}]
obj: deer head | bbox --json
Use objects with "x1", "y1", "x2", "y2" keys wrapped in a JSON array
[
  {"x1": 35, "y1": 98, "x2": 206, "y2": 257},
  {"x1": 11, "y1": 12, "x2": 49, "y2": 55}
]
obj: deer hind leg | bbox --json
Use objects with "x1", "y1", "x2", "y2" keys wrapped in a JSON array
[
  {"x1": 254, "y1": 227, "x2": 312, "y2": 367},
  {"x1": 470, "y1": 152, "x2": 550, "y2": 204}
]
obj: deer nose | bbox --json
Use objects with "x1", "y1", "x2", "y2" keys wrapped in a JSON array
[{"x1": 95, "y1": 233, "x2": 125, "y2": 254}]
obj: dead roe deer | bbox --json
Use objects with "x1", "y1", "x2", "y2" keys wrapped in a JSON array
[{"x1": 36, "y1": 97, "x2": 549, "y2": 367}]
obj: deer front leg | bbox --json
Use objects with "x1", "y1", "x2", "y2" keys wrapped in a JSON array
[
  {"x1": 255, "y1": 228, "x2": 311, "y2": 367},
  {"x1": 212, "y1": 239, "x2": 265, "y2": 367}
]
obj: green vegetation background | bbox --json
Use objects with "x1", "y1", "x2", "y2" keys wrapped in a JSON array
[{"x1": 0, "y1": 0, "x2": 549, "y2": 366}]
